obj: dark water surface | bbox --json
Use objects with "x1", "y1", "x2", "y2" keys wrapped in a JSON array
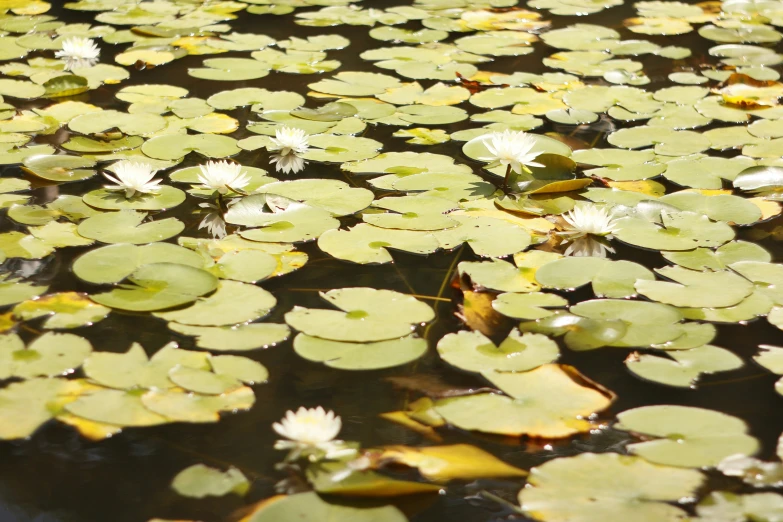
[{"x1": 1, "y1": 1, "x2": 782, "y2": 521}]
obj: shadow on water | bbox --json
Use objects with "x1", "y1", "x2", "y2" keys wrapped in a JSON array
[{"x1": 0, "y1": 1, "x2": 782, "y2": 521}]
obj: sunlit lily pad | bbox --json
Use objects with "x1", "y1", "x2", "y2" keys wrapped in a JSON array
[
  {"x1": 77, "y1": 210, "x2": 184, "y2": 244},
  {"x1": 693, "y1": 491, "x2": 783, "y2": 522},
  {"x1": 0, "y1": 274, "x2": 47, "y2": 307},
  {"x1": 141, "y1": 134, "x2": 240, "y2": 161},
  {"x1": 437, "y1": 329, "x2": 558, "y2": 373},
  {"x1": 614, "y1": 210, "x2": 735, "y2": 251},
  {"x1": 228, "y1": 197, "x2": 339, "y2": 243},
  {"x1": 0, "y1": 331, "x2": 92, "y2": 378},
  {"x1": 435, "y1": 364, "x2": 614, "y2": 437},
  {"x1": 82, "y1": 342, "x2": 210, "y2": 391},
  {"x1": 154, "y1": 281, "x2": 276, "y2": 326},
  {"x1": 241, "y1": 492, "x2": 407, "y2": 522},
  {"x1": 171, "y1": 464, "x2": 249, "y2": 498},
  {"x1": 0, "y1": 378, "x2": 73, "y2": 440},
  {"x1": 90, "y1": 263, "x2": 217, "y2": 312},
  {"x1": 22, "y1": 154, "x2": 96, "y2": 182},
  {"x1": 169, "y1": 322, "x2": 291, "y2": 352},
  {"x1": 626, "y1": 344, "x2": 743, "y2": 388},
  {"x1": 285, "y1": 288, "x2": 433, "y2": 343},
  {"x1": 13, "y1": 292, "x2": 109, "y2": 329},
  {"x1": 318, "y1": 223, "x2": 440, "y2": 264},
  {"x1": 492, "y1": 292, "x2": 568, "y2": 320},
  {"x1": 519, "y1": 453, "x2": 704, "y2": 522},
  {"x1": 72, "y1": 243, "x2": 205, "y2": 284},
  {"x1": 536, "y1": 257, "x2": 654, "y2": 298},
  {"x1": 635, "y1": 266, "x2": 754, "y2": 308},
  {"x1": 293, "y1": 334, "x2": 427, "y2": 370},
  {"x1": 82, "y1": 185, "x2": 186, "y2": 211},
  {"x1": 615, "y1": 405, "x2": 759, "y2": 468}
]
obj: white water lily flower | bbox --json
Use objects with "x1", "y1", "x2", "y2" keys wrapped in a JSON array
[
  {"x1": 269, "y1": 126, "x2": 309, "y2": 175},
  {"x1": 479, "y1": 130, "x2": 545, "y2": 174},
  {"x1": 273, "y1": 406, "x2": 355, "y2": 462},
  {"x1": 55, "y1": 37, "x2": 100, "y2": 71},
  {"x1": 557, "y1": 203, "x2": 620, "y2": 257},
  {"x1": 197, "y1": 160, "x2": 251, "y2": 194},
  {"x1": 561, "y1": 203, "x2": 619, "y2": 238},
  {"x1": 102, "y1": 161, "x2": 162, "y2": 198}
]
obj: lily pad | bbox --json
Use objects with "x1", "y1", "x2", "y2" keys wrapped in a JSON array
[
  {"x1": 437, "y1": 329, "x2": 558, "y2": 373},
  {"x1": 90, "y1": 263, "x2": 218, "y2": 312},
  {"x1": 13, "y1": 292, "x2": 109, "y2": 329},
  {"x1": 154, "y1": 281, "x2": 276, "y2": 326},
  {"x1": 0, "y1": 332, "x2": 92, "y2": 379},
  {"x1": 519, "y1": 453, "x2": 704, "y2": 522},
  {"x1": 72, "y1": 243, "x2": 206, "y2": 284},
  {"x1": 626, "y1": 345, "x2": 744, "y2": 388},
  {"x1": 536, "y1": 257, "x2": 654, "y2": 298},
  {"x1": 615, "y1": 405, "x2": 759, "y2": 468},
  {"x1": 434, "y1": 364, "x2": 614, "y2": 437},
  {"x1": 77, "y1": 210, "x2": 184, "y2": 244},
  {"x1": 82, "y1": 186, "x2": 186, "y2": 211},
  {"x1": 293, "y1": 334, "x2": 427, "y2": 370},
  {"x1": 171, "y1": 464, "x2": 249, "y2": 498}
]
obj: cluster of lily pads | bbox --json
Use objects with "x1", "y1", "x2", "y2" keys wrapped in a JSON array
[{"x1": 2, "y1": 0, "x2": 783, "y2": 520}]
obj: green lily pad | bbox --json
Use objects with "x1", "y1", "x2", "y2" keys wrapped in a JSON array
[
  {"x1": 169, "y1": 322, "x2": 291, "y2": 352},
  {"x1": 210, "y1": 355, "x2": 268, "y2": 384},
  {"x1": 519, "y1": 453, "x2": 704, "y2": 522},
  {"x1": 154, "y1": 281, "x2": 276, "y2": 326},
  {"x1": 662, "y1": 241, "x2": 771, "y2": 271},
  {"x1": 615, "y1": 405, "x2": 759, "y2": 468},
  {"x1": 626, "y1": 345, "x2": 744, "y2": 388},
  {"x1": 614, "y1": 210, "x2": 735, "y2": 251},
  {"x1": 188, "y1": 57, "x2": 270, "y2": 81},
  {"x1": 90, "y1": 263, "x2": 218, "y2": 312},
  {"x1": 0, "y1": 231, "x2": 53, "y2": 259},
  {"x1": 257, "y1": 179, "x2": 373, "y2": 217},
  {"x1": 521, "y1": 312, "x2": 628, "y2": 351},
  {"x1": 140, "y1": 386, "x2": 255, "y2": 423},
  {"x1": 570, "y1": 299, "x2": 686, "y2": 348},
  {"x1": 69, "y1": 110, "x2": 167, "y2": 136},
  {"x1": 302, "y1": 134, "x2": 383, "y2": 163},
  {"x1": 536, "y1": 257, "x2": 655, "y2": 298},
  {"x1": 293, "y1": 334, "x2": 427, "y2": 370},
  {"x1": 0, "y1": 378, "x2": 71, "y2": 440},
  {"x1": 317, "y1": 223, "x2": 440, "y2": 264},
  {"x1": 0, "y1": 274, "x2": 47, "y2": 307},
  {"x1": 437, "y1": 329, "x2": 558, "y2": 373},
  {"x1": 13, "y1": 292, "x2": 109, "y2": 329},
  {"x1": 22, "y1": 154, "x2": 96, "y2": 182},
  {"x1": 693, "y1": 491, "x2": 783, "y2": 522},
  {"x1": 171, "y1": 464, "x2": 249, "y2": 498},
  {"x1": 242, "y1": 492, "x2": 407, "y2": 522},
  {"x1": 635, "y1": 267, "x2": 754, "y2": 308},
  {"x1": 72, "y1": 243, "x2": 206, "y2": 284},
  {"x1": 434, "y1": 216, "x2": 531, "y2": 257},
  {"x1": 141, "y1": 134, "x2": 240, "y2": 161},
  {"x1": 458, "y1": 258, "x2": 540, "y2": 293},
  {"x1": 228, "y1": 198, "x2": 340, "y2": 243},
  {"x1": 492, "y1": 292, "x2": 568, "y2": 320},
  {"x1": 168, "y1": 366, "x2": 242, "y2": 395},
  {"x1": 0, "y1": 332, "x2": 92, "y2": 379},
  {"x1": 286, "y1": 288, "x2": 432, "y2": 342},
  {"x1": 82, "y1": 186, "x2": 186, "y2": 211},
  {"x1": 65, "y1": 388, "x2": 170, "y2": 427},
  {"x1": 82, "y1": 342, "x2": 210, "y2": 391},
  {"x1": 434, "y1": 364, "x2": 614, "y2": 437},
  {"x1": 77, "y1": 210, "x2": 184, "y2": 244}
]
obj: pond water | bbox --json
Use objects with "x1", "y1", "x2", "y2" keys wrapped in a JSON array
[{"x1": 1, "y1": 0, "x2": 783, "y2": 521}]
